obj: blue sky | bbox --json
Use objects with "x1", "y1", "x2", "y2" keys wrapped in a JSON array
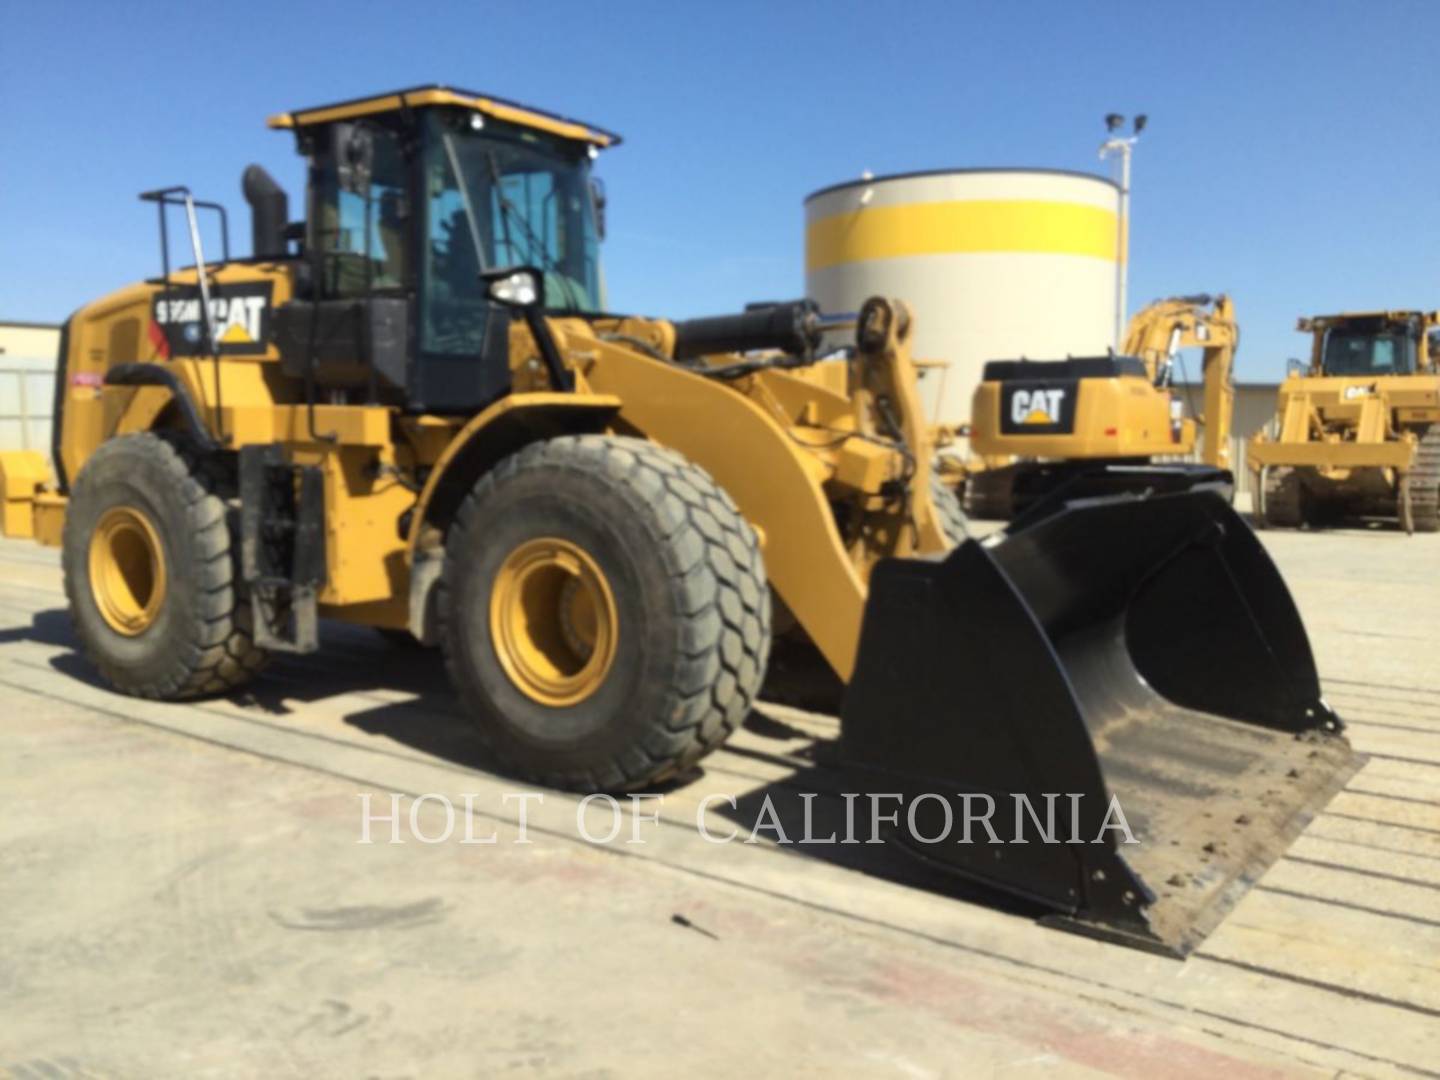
[{"x1": 2, "y1": 0, "x2": 1434, "y2": 380}]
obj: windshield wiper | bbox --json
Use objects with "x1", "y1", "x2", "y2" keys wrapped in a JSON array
[
  {"x1": 485, "y1": 150, "x2": 585, "y2": 311},
  {"x1": 440, "y1": 131, "x2": 490, "y2": 273}
]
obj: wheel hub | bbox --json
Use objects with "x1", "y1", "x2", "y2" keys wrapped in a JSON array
[
  {"x1": 89, "y1": 505, "x2": 167, "y2": 636},
  {"x1": 490, "y1": 537, "x2": 619, "y2": 707}
]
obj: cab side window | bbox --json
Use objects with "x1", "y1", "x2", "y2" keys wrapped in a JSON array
[{"x1": 313, "y1": 126, "x2": 410, "y2": 298}]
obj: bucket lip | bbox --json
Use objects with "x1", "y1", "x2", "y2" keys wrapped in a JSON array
[{"x1": 804, "y1": 167, "x2": 1119, "y2": 204}]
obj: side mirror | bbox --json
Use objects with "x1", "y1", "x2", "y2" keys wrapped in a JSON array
[
  {"x1": 1286, "y1": 357, "x2": 1304, "y2": 376},
  {"x1": 590, "y1": 176, "x2": 607, "y2": 241},
  {"x1": 480, "y1": 266, "x2": 544, "y2": 308}
]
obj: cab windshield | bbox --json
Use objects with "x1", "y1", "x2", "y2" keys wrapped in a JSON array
[
  {"x1": 422, "y1": 112, "x2": 602, "y2": 355},
  {"x1": 1321, "y1": 329, "x2": 1416, "y2": 376}
]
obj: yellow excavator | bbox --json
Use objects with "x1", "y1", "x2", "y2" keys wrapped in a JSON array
[
  {"x1": 962, "y1": 294, "x2": 1238, "y2": 518},
  {"x1": 0, "y1": 88, "x2": 1354, "y2": 955},
  {"x1": 1250, "y1": 311, "x2": 1440, "y2": 532}
]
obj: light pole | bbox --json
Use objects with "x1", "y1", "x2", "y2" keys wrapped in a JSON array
[{"x1": 1099, "y1": 113, "x2": 1146, "y2": 349}]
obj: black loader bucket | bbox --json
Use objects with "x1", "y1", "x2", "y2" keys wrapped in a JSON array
[{"x1": 839, "y1": 489, "x2": 1362, "y2": 956}]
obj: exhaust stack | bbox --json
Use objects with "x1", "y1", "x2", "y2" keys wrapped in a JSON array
[{"x1": 242, "y1": 165, "x2": 289, "y2": 259}]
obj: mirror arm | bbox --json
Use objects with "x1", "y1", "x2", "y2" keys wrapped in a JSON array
[{"x1": 524, "y1": 306, "x2": 574, "y2": 391}]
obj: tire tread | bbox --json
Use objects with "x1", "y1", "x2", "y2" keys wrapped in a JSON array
[
  {"x1": 438, "y1": 435, "x2": 769, "y2": 791},
  {"x1": 62, "y1": 433, "x2": 266, "y2": 700}
]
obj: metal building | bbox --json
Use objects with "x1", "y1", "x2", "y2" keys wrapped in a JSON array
[{"x1": 0, "y1": 321, "x2": 60, "y2": 462}]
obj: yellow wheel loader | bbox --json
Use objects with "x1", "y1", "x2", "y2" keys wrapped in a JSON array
[
  {"x1": 962, "y1": 294, "x2": 1238, "y2": 519},
  {"x1": 0, "y1": 88, "x2": 1357, "y2": 955},
  {"x1": 1249, "y1": 311, "x2": 1440, "y2": 532}
]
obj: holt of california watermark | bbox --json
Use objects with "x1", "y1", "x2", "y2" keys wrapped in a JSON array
[{"x1": 357, "y1": 791, "x2": 1138, "y2": 846}]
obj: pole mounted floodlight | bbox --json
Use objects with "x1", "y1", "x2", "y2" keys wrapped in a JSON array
[{"x1": 1099, "y1": 113, "x2": 1146, "y2": 348}]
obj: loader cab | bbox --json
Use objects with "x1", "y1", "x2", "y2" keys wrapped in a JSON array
[{"x1": 268, "y1": 86, "x2": 617, "y2": 412}]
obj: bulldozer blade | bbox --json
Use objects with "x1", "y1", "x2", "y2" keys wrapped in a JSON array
[{"x1": 839, "y1": 489, "x2": 1362, "y2": 956}]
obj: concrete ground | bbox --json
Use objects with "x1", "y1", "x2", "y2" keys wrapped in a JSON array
[{"x1": 0, "y1": 518, "x2": 1436, "y2": 1079}]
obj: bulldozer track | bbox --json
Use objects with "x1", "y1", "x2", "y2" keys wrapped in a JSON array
[
  {"x1": 1404, "y1": 425, "x2": 1440, "y2": 533},
  {"x1": 1260, "y1": 466, "x2": 1304, "y2": 529}
]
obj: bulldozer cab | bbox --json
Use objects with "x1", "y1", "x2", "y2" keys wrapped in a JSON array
[{"x1": 1302, "y1": 311, "x2": 1439, "y2": 377}]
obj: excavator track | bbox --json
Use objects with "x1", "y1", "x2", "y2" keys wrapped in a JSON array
[
  {"x1": 1259, "y1": 466, "x2": 1303, "y2": 529},
  {"x1": 961, "y1": 468, "x2": 1015, "y2": 520},
  {"x1": 1404, "y1": 425, "x2": 1440, "y2": 533}
]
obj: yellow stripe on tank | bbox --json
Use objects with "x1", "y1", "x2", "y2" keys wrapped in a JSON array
[{"x1": 806, "y1": 199, "x2": 1120, "y2": 271}]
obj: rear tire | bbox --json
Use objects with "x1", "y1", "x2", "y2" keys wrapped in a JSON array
[
  {"x1": 439, "y1": 435, "x2": 770, "y2": 791},
  {"x1": 1405, "y1": 426, "x2": 1440, "y2": 533},
  {"x1": 61, "y1": 433, "x2": 267, "y2": 699}
]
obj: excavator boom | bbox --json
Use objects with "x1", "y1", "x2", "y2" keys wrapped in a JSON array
[{"x1": 1122, "y1": 293, "x2": 1238, "y2": 469}]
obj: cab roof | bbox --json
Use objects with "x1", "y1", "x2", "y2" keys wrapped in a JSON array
[
  {"x1": 1299, "y1": 310, "x2": 1440, "y2": 330},
  {"x1": 266, "y1": 84, "x2": 621, "y2": 148}
]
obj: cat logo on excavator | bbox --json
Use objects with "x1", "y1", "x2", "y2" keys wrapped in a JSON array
[{"x1": 1012, "y1": 386, "x2": 1067, "y2": 425}]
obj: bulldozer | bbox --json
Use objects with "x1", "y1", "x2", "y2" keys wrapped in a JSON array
[
  {"x1": 961, "y1": 294, "x2": 1238, "y2": 519},
  {"x1": 1249, "y1": 311, "x2": 1440, "y2": 532},
  {"x1": 0, "y1": 87, "x2": 1357, "y2": 955}
]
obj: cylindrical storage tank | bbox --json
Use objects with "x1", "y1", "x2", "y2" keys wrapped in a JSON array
[{"x1": 804, "y1": 169, "x2": 1120, "y2": 428}]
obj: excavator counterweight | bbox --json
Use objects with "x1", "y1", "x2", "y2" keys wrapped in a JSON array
[{"x1": 962, "y1": 294, "x2": 1239, "y2": 519}]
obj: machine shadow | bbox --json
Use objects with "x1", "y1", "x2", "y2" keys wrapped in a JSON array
[
  {"x1": 0, "y1": 608, "x2": 76, "y2": 651},
  {"x1": 0, "y1": 608, "x2": 1046, "y2": 918}
]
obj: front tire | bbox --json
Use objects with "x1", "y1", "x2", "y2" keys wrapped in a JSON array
[
  {"x1": 439, "y1": 435, "x2": 770, "y2": 791},
  {"x1": 61, "y1": 433, "x2": 266, "y2": 699}
]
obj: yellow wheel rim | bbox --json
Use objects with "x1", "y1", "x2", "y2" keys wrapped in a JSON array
[
  {"x1": 89, "y1": 506, "x2": 167, "y2": 636},
  {"x1": 490, "y1": 537, "x2": 619, "y2": 707}
]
